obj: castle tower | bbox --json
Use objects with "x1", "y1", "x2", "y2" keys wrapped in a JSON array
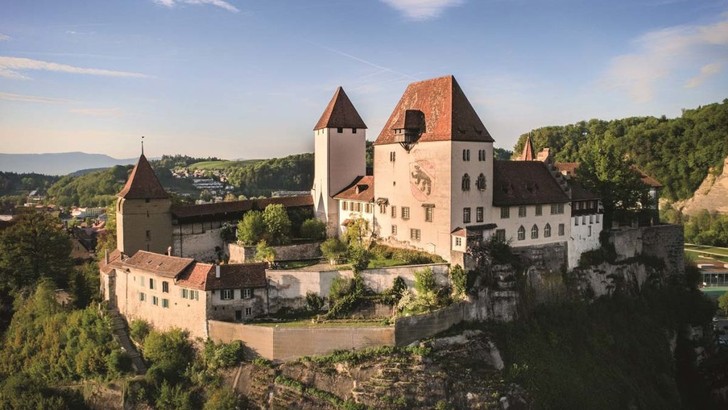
[
  {"x1": 116, "y1": 153, "x2": 173, "y2": 256},
  {"x1": 518, "y1": 134, "x2": 536, "y2": 161},
  {"x1": 312, "y1": 87, "x2": 367, "y2": 236}
]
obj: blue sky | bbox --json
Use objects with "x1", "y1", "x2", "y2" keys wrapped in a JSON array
[{"x1": 1, "y1": 0, "x2": 727, "y2": 160}]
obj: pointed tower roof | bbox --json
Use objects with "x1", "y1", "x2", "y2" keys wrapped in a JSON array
[
  {"x1": 519, "y1": 135, "x2": 536, "y2": 161},
  {"x1": 118, "y1": 154, "x2": 169, "y2": 200},
  {"x1": 374, "y1": 75, "x2": 494, "y2": 145},
  {"x1": 313, "y1": 87, "x2": 367, "y2": 131}
]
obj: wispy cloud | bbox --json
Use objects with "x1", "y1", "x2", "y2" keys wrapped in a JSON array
[
  {"x1": 153, "y1": 0, "x2": 239, "y2": 13},
  {"x1": 380, "y1": 0, "x2": 463, "y2": 21},
  {"x1": 601, "y1": 14, "x2": 728, "y2": 102},
  {"x1": 0, "y1": 34, "x2": 9, "y2": 41},
  {"x1": 70, "y1": 107, "x2": 124, "y2": 118},
  {"x1": 0, "y1": 56, "x2": 148, "y2": 80},
  {"x1": 0, "y1": 91, "x2": 73, "y2": 104}
]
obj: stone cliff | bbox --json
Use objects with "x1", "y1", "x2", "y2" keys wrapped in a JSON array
[{"x1": 676, "y1": 155, "x2": 728, "y2": 215}]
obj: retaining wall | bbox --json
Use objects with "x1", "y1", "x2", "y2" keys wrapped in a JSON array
[{"x1": 228, "y1": 242, "x2": 322, "y2": 263}]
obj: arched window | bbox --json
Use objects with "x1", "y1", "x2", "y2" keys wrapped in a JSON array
[
  {"x1": 544, "y1": 223, "x2": 551, "y2": 238},
  {"x1": 531, "y1": 224, "x2": 539, "y2": 239},
  {"x1": 476, "y1": 173, "x2": 486, "y2": 191},
  {"x1": 462, "y1": 174, "x2": 470, "y2": 191},
  {"x1": 517, "y1": 225, "x2": 525, "y2": 241}
]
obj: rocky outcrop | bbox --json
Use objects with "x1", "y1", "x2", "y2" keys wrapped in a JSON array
[{"x1": 677, "y1": 155, "x2": 728, "y2": 215}]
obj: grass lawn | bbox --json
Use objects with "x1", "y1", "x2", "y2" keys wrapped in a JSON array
[{"x1": 685, "y1": 244, "x2": 728, "y2": 256}]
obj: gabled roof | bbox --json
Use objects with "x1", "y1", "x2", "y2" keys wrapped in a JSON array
[
  {"x1": 314, "y1": 87, "x2": 367, "y2": 131},
  {"x1": 375, "y1": 75, "x2": 494, "y2": 145},
  {"x1": 493, "y1": 160, "x2": 570, "y2": 206},
  {"x1": 118, "y1": 154, "x2": 169, "y2": 200},
  {"x1": 176, "y1": 262, "x2": 267, "y2": 290},
  {"x1": 333, "y1": 176, "x2": 374, "y2": 202},
  {"x1": 125, "y1": 250, "x2": 195, "y2": 278}
]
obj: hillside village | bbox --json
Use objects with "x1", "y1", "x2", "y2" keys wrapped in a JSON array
[{"x1": 98, "y1": 75, "x2": 681, "y2": 361}]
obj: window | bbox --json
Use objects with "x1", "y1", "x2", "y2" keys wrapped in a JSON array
[
  {"x1": 478, "y1": 149, "x2": 486, "y2": 161},
  {"x1": 519, "y1": 206, "x2": 527, "y2": 217},
  {"x1": 235, "y1": 310, "x2": 242, "y2": 321},
  {"x1": 342, "y1": 202, "x2": 348, "y2": 211},
  {"x1": 551, "y1": 203, "x2": 564, "y2": 215},
  {"x1": 582, "y1": 216, "x2": 586, "y2": 225},
  {"x1": 391, "y1": 225, "x2": 397, "y2": 235},
  {"x1": 242, "y1": 288, "x2": 253, "y2": 299},
  {"x1": 495, "y1": 229, "x2": 506, "y2": 242},
  {"x1": 517, "y1": 226, "x2": 525, "y2": 241},
  {"x1": 544, "y1": 223, "x2": 551, "y2": 237},
  {"x1": 500, "y1": 207, "x2": 510, "y2": 219},
  {"x1": 152, "y1": 296, "x2": 159, "y2": 306},
  {"x1": 139, "y1": 292, "x2": 146, "y2": 302},
  {"x1": 401, "y1": 207, "x2": 410, "y2": 220},
  {"x1": 352, "y1": 128, "x2": 357, "y2": 133},
  {"x1": 221, "y1": 289, "x2": 233, "y2": 300},
  {"x1": 535, "y1": 205, "x2": 542, "y2": 216},
  {"x1": 391, "y1": 206, "x2": 397, "y2": 218},
  {"x1": 576, "y1": 201, "x2": 582, "y2": 210},
  {"x1": 575, "y1": 217, "x2": 579, "y2": 226},
  {"x1": 365, "y1": 203, "x2": 373, "y2": 214},
  {"x1": 463, "y1": 149, "x2": 470, "y2": 161},
  {"x1": 558, "y1": 223, "x2": 565, "y2": 236},
  {"x1": 355, "y1": 202, "x2": 362, "y2": 212},
  {"x1": 149, "y1": 278, "x2": 155, "y2": 290},
  {"x1": 410, "y1": 229, "x2": 421, "y2": 241},
  {"x1": 596, "y1": 214, "x2": 600, "y2": 223},
  {"x1": 589, "y1": 215, "x2": 593, "y2": 224},
  {"x1": 379, "y1": 204, "x2": 387, "y2": 214},
  {"x1": 162, "y1": 298, "x2": 169, "y2": 308},
  {"x1": 182, "y1": 288, "x2": 189, "y2": 299},
  {"x1": 162, "y1": 281, "x2": 169, "y2": 293},
  {"x1": 463, "y1": 207, "x2": 471, "y2": 223},
  {"x1": 462, "y1": 174, "x2": 470, "y2": 191},
  {"x1": 425, "y1": 206, "x2": 433, "y2": 222},
  {"x1": 476, "y1": 173, "x2": 486, "y2": 191},
  {"x1": 390, "y1": 152, "x2": 396, "y2": 162},
  {"x1": 455, "y1": 237, "x2": 462, "y2": 247},
  {"x1": 588, "y1": 226, "x2": 592, "y2": 237},
  {"x1": 245, "y1": 307, "x2": 252, "y2": 316},
  {"x1": 476, "y1": 207, "x2": 483, "y2": 222},
  {"x1": 337, "y1": 127, "x2": 343, "y2": 133},
  {"x1": 145, "y1": 230, "x2": 151, "y2": 241},
  {"x1": 191, "y1": 290, "x2": 199, "y2": 300},
  {"x1": 531, "y1": 224, "x2": 539, "y2": 239}
]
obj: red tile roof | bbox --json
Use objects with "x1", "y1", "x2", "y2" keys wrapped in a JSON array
[
  {"x1": 100, "y1": 249, "x2": 123, "y2": 274},
  {"x1": 492, "y1": 160, "x2": 570, "y2": 206},
  {"x1": 118, "y1": 154, "x2": 169, "y2": 200},
  {"x1": 333, "y1": 176, "x2": 374, "y2": 202},
  {"x1": 375, "y1": 75, "x2": 493, "y2": 145},
  {"x1": 171, "y1": 195, "x2": 313, "y2": 221},
  {"x1": 554, "y1": 162, "x2": 579, "y2": 177},
  {"x1": 203, "y1": 263, "x2": 268, "y2": 290},
  {"x1": 175, "y1": 262, "x2": 211, "y2": 290},
  {"x1": 125, "y1": 250, "x2": 195, "y2": 278},
  {"x1": 314, "y1": 87, "x2": 367, "y2": 131}
]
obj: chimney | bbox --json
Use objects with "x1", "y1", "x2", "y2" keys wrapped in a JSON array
[{"x1": 215, "y1": 265, "x2": 221, "y2": 279}]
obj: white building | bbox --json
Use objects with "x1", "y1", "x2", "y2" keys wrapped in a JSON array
[{"x1": 313, "y1": 75, "x2": 604, "y2": 269}]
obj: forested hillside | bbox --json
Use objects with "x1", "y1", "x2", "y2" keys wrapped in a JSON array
[
  {"x1": 226, "y1": 153, "x2": 314, "y2": 197},
  {"x1": 513, "y1": 99, "x2": 728, "y2": 201}
]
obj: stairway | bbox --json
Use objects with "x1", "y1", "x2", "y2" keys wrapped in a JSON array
[{"x1": 108, "y1": 308, "x2": 147, "y2": 374}]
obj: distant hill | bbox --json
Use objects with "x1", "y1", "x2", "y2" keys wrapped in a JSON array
[{"x1": 0, "y1": 152, "x2": 137, "y2": 176}]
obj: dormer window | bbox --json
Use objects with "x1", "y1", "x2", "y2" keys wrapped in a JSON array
[{"x1": 393, "y1": 109, "x2": 425, "y2": 152}]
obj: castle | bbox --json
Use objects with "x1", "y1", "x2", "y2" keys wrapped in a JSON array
[{"x1": 100, "y1": 74, "x2": 627, "y2": 340}]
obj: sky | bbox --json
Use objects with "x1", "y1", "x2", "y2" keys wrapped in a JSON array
[{"x1": 1, "y1": 0, "x2": 727, "y2": 160}]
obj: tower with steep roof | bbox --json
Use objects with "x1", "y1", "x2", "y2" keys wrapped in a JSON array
[
  {"x1": 311, "y1": 87, "x2": 367, "y2": 235},
  {"x1": 116, "y1": 153, "x2": 173, "y2": 256},
  {"x1": 373, "y1": 75, "x2": 495, "y2": 262},
  {"x1": 518, "y1": 134, "x2": 536, "y2": 161}
]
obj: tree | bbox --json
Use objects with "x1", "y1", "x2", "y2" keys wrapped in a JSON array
[
  {"x1": 0, "y1": 210, "x2": 72, "y2": 290},
  {"x1": 204, "y1": 386, "x2": 247, "y2": 410},
  {"x1": 236, "y1": 211, "x2": 265, "y2": 245},
  {"x1": 321, "y1": 238, "x2": 347, "y2": 265},
  {"x1": 262, "y1": 204, "x2": 291, "y2": 245},
  {"x1": 300, "y1": 218, "x2": 326, "y2": 241},
  {"x1": 576, "y1": 135, "x2": 649, "y2": 229},
  {"x1": 254, "y1": 240, "x2": 276, "y2": 265},
  {"x1": 343, "y1": 218, "x2": 369, "y2": 246},
  {"x1": 719, "y1": 292, "x2": 728, "y2": 316},
  {"x1": 348, "y1": 245, "x2": 371, "y2": 274}
]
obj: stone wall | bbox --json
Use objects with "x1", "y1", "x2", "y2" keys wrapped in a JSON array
[
  {"x1": 266, "y1": 263, "x2": 451, "y2": 312},
  {"x1": 227, "y1": 242, "x2": 322, "y2": 263},
  {"x1": 511, "y1": 241, "x2": 567, "y2": 273},
  {"x1": 641, "y1": 224, "x2": 684, "y2": 276},
  {"x1": 173, "y1": 222, "x2": 225, "y2": 262},
  {"x1": 572, "y1": 262, "x2": 653, "y2": 297},
  {"x1": 208, "y1": 320, "x2": 394, "y2": 361},
  {"x1": 395, "y1": 303, "x2": 467, "y2": 346}
]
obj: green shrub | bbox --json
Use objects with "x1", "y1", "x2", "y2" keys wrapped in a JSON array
[
  {"x1": 347, "y1": 245, "x2": 371, "y2": 274},
  {"x1": 130, "y1": 319, "x2": 151, "y2": 343},
  {"x1": 300, "y1": 218, "x2": 326, "y2": 241},
  {"x1": 321, "y1": 238, "x2": 347, "y2": 264},
  {"x1": 107, "y1": 349, "x2": 132, "y2": 376},
  {"x1": 450, "y1": 264, "x2": 467, "y2": 297},
  {"x1": 204, "y1": 386, "x2": 247, "y2": 410},
  {"x1": 254, "y1": 240, "x2": 276, "y2": 264},
  {"x1": 156, "y1": 381, "x2": 193, "y2": 410},
  {"x1": 236, "y1": 211, "x2": 265, "y2": 245},
  {"x1": 414, "y1": 267, "x2": 436, "y2": 294},
  {"x1": 306, "y1": 292, "x2": 325, "y2": 312}
]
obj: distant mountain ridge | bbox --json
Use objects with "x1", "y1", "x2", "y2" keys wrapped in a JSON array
[{"x1": 0, "y1": 152, "x2": 138, "y2": 175}]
